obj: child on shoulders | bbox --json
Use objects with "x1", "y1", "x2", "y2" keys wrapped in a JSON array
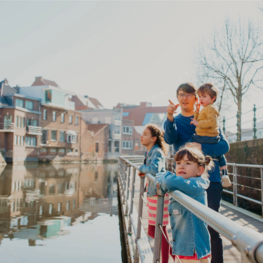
[{"x1": 190, "y1": 83, "x2": 231, "y2": 187}]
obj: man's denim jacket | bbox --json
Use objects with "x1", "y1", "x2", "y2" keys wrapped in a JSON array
[
  {"x1": 139, "y1": 145, "x2": 166, "y2": 197},
  {"x1": 155, "y1": 171, "x2": 211, "y2": 259}
]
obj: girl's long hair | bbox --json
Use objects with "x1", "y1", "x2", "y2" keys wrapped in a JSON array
[
  {"x1": 174, "y1": 145, "x2": 214, "y2": 178},
  {"x1": 145, "y1": 124, "x2": 167, "y2": 155}
]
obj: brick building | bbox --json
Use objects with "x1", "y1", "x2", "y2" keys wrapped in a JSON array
[{"x1": 0, "y1": 79, "x2": 42, "y2": 163}]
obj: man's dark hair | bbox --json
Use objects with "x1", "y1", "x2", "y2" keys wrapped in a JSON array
[{"x1": 176, "y1": 83, "x2": 197, "y2": 97}]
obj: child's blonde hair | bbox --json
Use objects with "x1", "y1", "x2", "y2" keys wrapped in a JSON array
[
  {"x1": 145, "y1": 124, "x2": 167, "y2": 155},
  {"x1": 174, "y1": 145, "x2": 214, "y2": 178}
]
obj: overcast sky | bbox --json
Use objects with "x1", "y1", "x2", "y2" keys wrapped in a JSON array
[{"x1": 0, "y1": 0, "x2": 262, "y2": 124}]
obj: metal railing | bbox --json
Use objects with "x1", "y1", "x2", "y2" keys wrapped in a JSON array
[
  {"x1": 223, "y1": 104, "x2": 263, "y2": 143},
  {"x1": 165, "y1": 158, "x2": 263, "y2": 217},
  {"x1": 0, "y1": 123, "x2": 15, "y2": 130},
  {"x1": 27, "y1": 125, "x2": 42, "y2": 135},
  {"x1": 118, "y1": 156, "x2": 263, "y2": 263}
]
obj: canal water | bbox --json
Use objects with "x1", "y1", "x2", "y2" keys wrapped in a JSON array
[{"x1": 0, "y1": 163, "x2": 127, "y2": 263}]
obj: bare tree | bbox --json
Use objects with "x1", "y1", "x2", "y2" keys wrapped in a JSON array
[{"x1": 198, "y1": 18, "x2": 263, "y2": 140}]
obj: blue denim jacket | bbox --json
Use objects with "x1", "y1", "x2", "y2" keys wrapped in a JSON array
[
  {"x1": 139, "y1": 145, "x2": 166, "y2": 197},
  {"x1": 155, "y1": 171, "x2": 211, "y2": 259}
]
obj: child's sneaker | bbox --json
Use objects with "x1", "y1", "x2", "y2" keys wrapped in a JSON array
[{"x1": 221, "y1": 169, "x2": 231, "y2": 188}]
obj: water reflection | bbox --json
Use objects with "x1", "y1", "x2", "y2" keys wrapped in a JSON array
[{"x1": 0, "y1": 163, "x2": 121, "y2": 262}]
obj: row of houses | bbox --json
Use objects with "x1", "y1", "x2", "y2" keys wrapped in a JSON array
[{"x1": 0, "y1": 77, "x2": 168, "y2": 164}]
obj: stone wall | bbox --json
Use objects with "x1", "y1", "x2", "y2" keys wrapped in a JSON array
[{"x1": 224, "y1": 138, "x2": 263, "y2": 215}]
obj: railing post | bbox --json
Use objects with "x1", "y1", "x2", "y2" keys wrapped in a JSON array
[
  {"x1": 153, "y1": 187, "x2": 165, "y2": 263},
  {"x1": 134, "y1": 176, "x2": 145, "y2": 263},
  {"x1": 125, "y1": 165, "x2": 131, "y2": 215},
  {"x1": 223, "y1": 116, "x2": 226, "y2": 134},
  {"x1": 261, "y1": 167, "x2": 263, "y2": 217},
  {"x1": 233, "y1": 165, "x2": 238, "y2": 206},
  {"x1": 128, "y1": 167, "x2": 136, "y2": 234},
  {"x1": 253, "y1": 104, "x2": 257, "y2": 140}
]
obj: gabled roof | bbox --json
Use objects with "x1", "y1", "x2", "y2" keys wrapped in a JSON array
[
  {"x1": 71, "y1": 95, "x2": 103, "y2": 110},
  {"x1": 32, "y1": 77, "x2": 59, "y2": 87},
  {"x1": 87, "y1": 124, "x2": 108, "y2": 136},
  {"x1": 123, "y1": 106, "x2": 167, "y2": 126},
  {"x1": 89, "y1": 97, "x2": 103, "y2": 109}
]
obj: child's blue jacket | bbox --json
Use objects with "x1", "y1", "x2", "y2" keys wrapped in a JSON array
[
  {"x1": 139, "y1": 144, "x2": 166, "y2": 197},
  {"x1": 156, "y1": 171, "x2": 211, "y2": 259}
]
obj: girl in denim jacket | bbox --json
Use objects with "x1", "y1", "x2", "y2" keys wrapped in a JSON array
[
  {"x1": 156, "y1": 146, "x2": 213, "y2": 263},
  {"x1": 138, "y1": 124, "x2": 172, "y2": 263}
]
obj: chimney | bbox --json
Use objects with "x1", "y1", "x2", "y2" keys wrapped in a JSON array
[
  {"x1": 4, "y1": 78, "x2": 8, "y2": 85},
  {"x1": 140, "y1": 102, "x2": 152, "y2": 107},
  {"x1": 35, "y1": 76, "x2": 43, "y2": 82}
]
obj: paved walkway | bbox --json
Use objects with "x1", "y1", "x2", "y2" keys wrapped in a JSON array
[{"x1": 132, "y1": 172, "x2": 263, "y2": 263}]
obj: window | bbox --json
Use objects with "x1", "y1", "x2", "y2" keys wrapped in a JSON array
[
  {"x1": 25, "y1": 101, "x2": 33, "y2": 110},
  {"x1": 40, "y1": 148, "x2": 47, "y2": 153},
  {"x1": 66, "y1": 201, "x2": 70, "y2": 211},
  {"x1": 39, "y1": 205, "x2": 43, "y2": 216},
  {"x1": 22, "y1": 118, "x2": 25, "y2": 128},
  {"x1": 69, "y1": 115, "x2": 73, "y2": 124},
  {"x1": 27, "y1": 119, "x2": 37, "y2": 126},
  {"x1": 43, "y1": 109, "x2": 47, "y2": 120},
  {"x1": 49, "y1": 204, "x2": 53, "y2": 214},
  {"x1": 25, "y1": 136, "x2": 37, "y2": 146},
  {"x1": 114, "y1": 141, "x2": 120, "y2": 152},
  {"x1": 14, "y1": 135, "x2": 17, "y2": 145},
  {"x1": 16, "y1": 99, "x2": 24, "y2": 107},
  {"x1": 123, "y1": 126, "x2": 133, "y2": 134},
  {"x1": 75, "y1": 116, "x2": 79, "y2": 125},
  {"x1": 95, "y1": 142, "x2": 99, "y2": 153},
  {"x1": 58, "y1": 184, "x2": 63, "y2": 194},
  {"x1": 60, "y1": 131, "x2": 65, "y2": 142},
  {"x1": 17, "y1": 136, "x2": 21, "y2": 146},
  {"x1": 73, "y1": 200, "x2": 76, "y2": 209},
  {"x1": 115, "y1": 127, "x2": 120, "y2": 134},
  {"x1": 21, "y1": 136, "x2": 24, "y2": 146},
  {"x1": 52, "y1": 111, "x2": 56, "y2": 121},
  {"x1": 45, "y1": 90, "x2": 52, "y2": 103},
  {"x1": 92, "y1": 117, "x2": 98, "y2": 124},
  {"x1": 122, "y1": 141, "x2": 132, "y2": 149},
  {"x1": 51, "y1": 130, "x2": 57, "y2": 141},
  {"x1": 61, "y1": 113, "x2": 64, "y2": 123},
  {"x1": 49, "y1": 184, "x2": 55, "y2": 195},
  {"x1": 59, "y1": 148, "x2": 65, "y2": 153},
  {"x1": 19, "y1": 117, "x2": 22, "y2": 128},
  {"x1": 50, "y1": 148, "x2": 56, "y2": 154},
  {"x1": 122, "y1": 112, "x2": 129, "y2": 117},
  {"x1": 105, "y1": 117, "x2": 111, "y2": 124},
  {"x1": 108, "y1": 141, "x2": 111, "y2": 152},
  {"x1": 58, "y1": 203, "x2": 62, "y2": 212},
  {"x1": 16, "y1": 116, "x2": 19, "y2": 127},
  {"x1": 41, "y1": 130, "x2": 48, "y2": 144},
  {"x1": 67, "y1": 135, "x2": 77, "y2": 143}
]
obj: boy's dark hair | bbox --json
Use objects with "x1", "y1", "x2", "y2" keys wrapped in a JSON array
[
  {"x1": 197, "y1": 83, "x2": 218, "y2": 102},
  {"x1": 176, "y1": 83, "x2": 197, "y2": 97}
]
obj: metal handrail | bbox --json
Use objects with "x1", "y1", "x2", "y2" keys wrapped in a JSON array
[{"x1": 118, "y1": 156, "x2": 263, "y2": 263}]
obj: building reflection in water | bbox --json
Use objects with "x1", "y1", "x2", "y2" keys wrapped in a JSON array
[{"x1": 0, "y1": 162, "x2": 118, "y2": 246}]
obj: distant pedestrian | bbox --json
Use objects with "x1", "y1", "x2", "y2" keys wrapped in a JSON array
[
  {"x1": 138, "y1": 123, "x2": 173, "y2": 263},
  {"x1": 156, "y1": 146, "x2": 213, "y2": 263}
]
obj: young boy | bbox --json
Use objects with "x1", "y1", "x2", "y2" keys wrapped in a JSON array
[{"x1": 190, "y1": 83, "x2": 231, "y2": 187}]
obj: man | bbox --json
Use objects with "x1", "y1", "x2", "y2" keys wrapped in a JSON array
[{"x1": 164, "y1": 82, "x2": 229, "y2": 263}]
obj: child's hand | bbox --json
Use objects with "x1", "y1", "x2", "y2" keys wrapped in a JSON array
[
  {"x1": 190, "y1": 118, "x2": 198, "y2": 126},
  {"x1": 195, "y1": 103, "x2": 200, "y2": 113},
  {"x1": 138, "y1": 172, "x2": 145, "y2": 177}
]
